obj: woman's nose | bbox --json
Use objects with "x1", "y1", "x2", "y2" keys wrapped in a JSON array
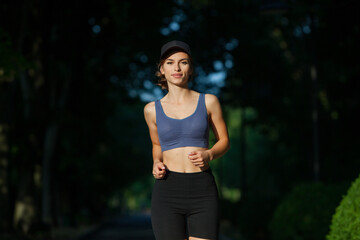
[{"x1": 174, "y1": 64, "x2": 180, "y2": 71}]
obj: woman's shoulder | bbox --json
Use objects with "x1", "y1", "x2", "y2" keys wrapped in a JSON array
[
  {"x1": 144, "y1": 101, "x2": 156, "y2": 117},
  {"x1": 203, "y1": 93, "x2": 221, "y2": 114},
  {"x1": 204, "y1": 93, "x2": 219, "y2": 104}
]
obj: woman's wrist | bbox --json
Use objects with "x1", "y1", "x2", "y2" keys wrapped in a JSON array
[
  {"x1": 153, "y1": 159, "x2": 162, "y2": 164},
  {"x1": 207, "y1": 149, "x2": 214, "y2": 162}
]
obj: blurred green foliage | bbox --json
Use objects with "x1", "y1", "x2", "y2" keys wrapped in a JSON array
[
  {"x1": 269, "y1": 182, "x2": 349, "y2": 240},
  {"x1": 327, "y1": 174, "x2": 360, "y2": 240},
  {"x1": 0, "y1": 29, "x2": 30, "y2": 83}
]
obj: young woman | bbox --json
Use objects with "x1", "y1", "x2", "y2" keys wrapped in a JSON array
[{"x1": 144, "y1": 40, "x2": 230, "y2": 240}]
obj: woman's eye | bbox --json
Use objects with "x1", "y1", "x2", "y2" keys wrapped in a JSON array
[
  {"x1": 166, "y1": 62, "x2": 173, "y2": 65},
  {"x1": 181, "y1": 61, "x2": 188, "y2": 65}
]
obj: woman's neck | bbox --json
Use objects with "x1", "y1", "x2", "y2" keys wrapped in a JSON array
[{"x1": 165, "y1": 86, "x2": 193, "y2": 104}]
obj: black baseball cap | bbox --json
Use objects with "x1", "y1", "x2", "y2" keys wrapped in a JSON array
[{"x1": 160, "y1": 40, "x2": 191, "y2": 59}]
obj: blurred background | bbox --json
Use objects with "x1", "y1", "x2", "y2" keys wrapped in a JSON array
[{"x1": 1, "y1": 0, "x2": 360, "y2": 239}]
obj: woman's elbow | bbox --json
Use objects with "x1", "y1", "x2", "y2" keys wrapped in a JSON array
[
  {"x1": 227, "y1": 139, "x2": 231, "y2": 152},
  {"x1": 224, "y1": 137, "x2": 230, "y2": 153}
]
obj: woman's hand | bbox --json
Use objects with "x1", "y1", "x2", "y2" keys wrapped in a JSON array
[
  {"x1": 153, "y1": 161, "x2": 166, "y2": 179},
  {"x1": 188, "y1": 150, "x2": 213, "y2": 168}
]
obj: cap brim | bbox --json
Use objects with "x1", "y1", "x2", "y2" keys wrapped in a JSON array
[{"x1": 161, "y1": 47, "x2": 190, "y2": 59}]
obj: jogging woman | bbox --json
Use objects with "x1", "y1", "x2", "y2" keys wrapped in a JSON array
[{"x1": 144, "y1": 40, "x2": 230, "y2": 240}]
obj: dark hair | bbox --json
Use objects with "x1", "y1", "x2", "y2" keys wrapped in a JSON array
[{"x1": 155, "y1": 49, "x2": 195, "y2": 91}]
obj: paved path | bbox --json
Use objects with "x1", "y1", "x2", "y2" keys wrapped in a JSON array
[
  {"x1": 77, "y1": 214, "x2": 155, "y2": 240},
  {"x1": 76, "y1": 214, "x2": 233, "y2": 240}
]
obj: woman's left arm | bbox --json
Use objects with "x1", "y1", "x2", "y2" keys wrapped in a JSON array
[{"x1": 188, "y1": 94, "x2": 230, "y2": 166}]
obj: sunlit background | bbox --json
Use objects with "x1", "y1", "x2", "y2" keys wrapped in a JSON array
[{"x1": 1, "y1": 0, "x2": 360, "y2": 239}]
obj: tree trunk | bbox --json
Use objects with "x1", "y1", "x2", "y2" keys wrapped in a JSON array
[
  {"x1": 41, "y1": 123, "x2": 58, "y2": 225},
  {"x1": 0, "y1": 125, "x2": 9, "y2": 229}
]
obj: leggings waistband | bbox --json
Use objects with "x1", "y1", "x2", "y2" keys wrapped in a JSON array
[{"x1": 165, "y1": 167, "x2": 212, "y2": 175}]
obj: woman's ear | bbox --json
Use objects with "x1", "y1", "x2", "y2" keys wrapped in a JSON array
[{"x1": 160, "y1": 65, "x2": 165, "y2": 75}]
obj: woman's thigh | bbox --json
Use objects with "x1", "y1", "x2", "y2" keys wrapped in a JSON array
[
  {"x1": 187, "y1": 182, "x2": 219, "y2": 239},
  {"x1": 151, "y1": 178, "x2": 187, "y2": 240}
]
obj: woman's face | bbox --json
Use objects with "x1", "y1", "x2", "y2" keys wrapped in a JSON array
[{"x1": 160, "y1": 51, "x2": 191, "y2": 88}]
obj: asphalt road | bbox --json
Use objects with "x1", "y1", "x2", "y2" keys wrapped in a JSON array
[
  {"x1": 77, "y1": 214, "x2": 155, "y2": 240},
  {"x1": 76, "y1": 214, "x2": 233, "y2": 240}
]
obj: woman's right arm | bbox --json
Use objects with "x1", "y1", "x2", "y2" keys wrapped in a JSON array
[{"x1": 144, "y1": 102, "x2": 166, "y2": 179}]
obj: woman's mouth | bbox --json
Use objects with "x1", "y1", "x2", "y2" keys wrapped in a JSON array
[{"x1": 171, "y1": 74, "x2": 183, "y2": 78}]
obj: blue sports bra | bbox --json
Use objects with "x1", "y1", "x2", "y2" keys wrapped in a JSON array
[{"x1": 155, "y1": 93, "x2": 209, "y2": 152}]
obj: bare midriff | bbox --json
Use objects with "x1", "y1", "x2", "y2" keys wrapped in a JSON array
[{"x1": 162, "y1": 146, "x2": 209, "y2": 173}]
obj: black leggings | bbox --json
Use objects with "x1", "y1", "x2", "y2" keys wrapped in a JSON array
[{"x1": 151, "y1": 168, "x2": 219, "y2": 240}]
